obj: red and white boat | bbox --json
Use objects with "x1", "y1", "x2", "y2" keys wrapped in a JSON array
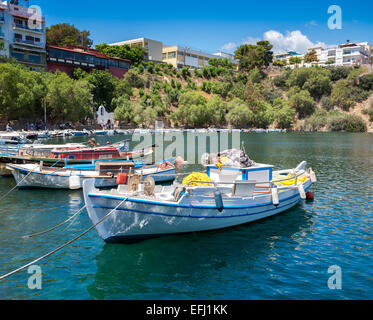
[{"x1": 50, "y1": 144, "x2": 154, "y2": 161}]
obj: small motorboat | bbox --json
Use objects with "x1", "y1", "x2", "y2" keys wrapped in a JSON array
[
  {"x1": 6, "y1": 160, "x2": 176, "y2": 190},
  {"x1": 82, "y1": 160, "x2": 317, "y2": 243}
]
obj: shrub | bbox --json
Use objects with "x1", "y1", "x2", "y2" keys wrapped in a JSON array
[
  {"x1": 248, "y1": 68, "x2": 264, "y2": 83},
  {"x1": 273, "y1": 98, "x2": 295, "y2": 129},
  {"x1": 320, "y1": 96, "x2": 334, "y2": 111},
  {"x1": 327, "y1": 114, "x2": 367, "y2": 132},
  {"x1": 226, "y1": 99, "x2": 254, "y2": 128},
  {"x1": 362, "y1": 105, "x2": 373, "y2": 122},
  {"x1": 304, "y1": 109, "x2": 328, "y2": 131},
  {"x1": 288, "y1": 90, "x2": 316, "y2": 119},
  {"x1": 330, "y1": 80, "x2": 355, "y2": 111},
  {"x1": 328, "y1": 66, "x2": 352, "y2": 82},
  {"x1": 359, "y1": 74, "x2": 373, "y2": 91}
]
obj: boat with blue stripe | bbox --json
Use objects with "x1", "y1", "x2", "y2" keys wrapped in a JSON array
[{"x1": 82, "y1": 161, "x2": 317, "y2": 243}]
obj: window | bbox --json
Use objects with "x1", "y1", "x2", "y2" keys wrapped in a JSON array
[
  {"x1": 28, "y1": 54, "x2": 41, "y2": 64},
  {"x1": 11, "y1": 51, "x2": 25, "y2": 61},
  {"x1": 26, "y1": 35, "x2": 34, "y2": 43},
  {"x1": 119, "y1": 61, "x2": 130, "y2": 69},
  {"x1": 168, "y1": 52, "x2": 176, "y2": 59},
  {"x1": 15, "y1": 33, "x2": 22, "y2": 39},
  {"x1": 178, "y1": 51, "x2": 184, "y2": 56},
  {"x1": 162, "y1": 53, "x2": 167, "y2": 60},
  {"x1": 109, "y1": 59, "x2": 118, "y2": 67},
  {"x1": 14, "y1": 19, "x2": 23, "y2": 27}
]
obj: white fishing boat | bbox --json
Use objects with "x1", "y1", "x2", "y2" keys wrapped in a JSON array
[
  {"x1": 82, "y1": 161, "x2": 317, "y2": 243},
  {"x1": 6, "y1": 160, "x2": 176, "y2": 190}
]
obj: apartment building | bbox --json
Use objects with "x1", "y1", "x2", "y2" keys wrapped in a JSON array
[
  {"x1": 46, "y1": 45, "x2": 131, "y2": 78},
  {"x1": 109, "y1": 37, "x2": 164, "y2": 62},
  {"x1": 320, "y1": 41, "x2": 371, "y2": 67},
  {"x1": 0, "y1": 1, "x2": 46, "y2": 71}
]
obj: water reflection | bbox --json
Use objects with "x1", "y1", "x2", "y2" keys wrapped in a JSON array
[{"x1": 88, "y1": 204, "x2": 313, "y2": 299}]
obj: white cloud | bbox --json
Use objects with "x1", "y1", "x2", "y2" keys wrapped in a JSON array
[
  {"x1": 242, "y1": 36, "x2": 261, "y2": 45},
  {"x1": 220, "y1": 30, "x2": 331, "y2": 54},
  {"x1": 220, "y1": 42, "x2": 236, "y2": 51},
  {"x1": 264, "y1": 30, "x2": 316, "y2": 53}
]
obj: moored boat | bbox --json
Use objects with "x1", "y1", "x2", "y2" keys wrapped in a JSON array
[
  {"x1": 6, "y1": 160, "x2": 176, "y2": 190},
  {"x1": 82, "y1": 160, "x2": 317, "y2": 243}
]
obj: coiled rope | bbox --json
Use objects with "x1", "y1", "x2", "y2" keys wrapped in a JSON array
[
  {"x1": 20, "y1": 205, "x2": 87, "y2": 239},
  {"x1": 0, "y1": 197, "x2": 127, "y2": 281}
]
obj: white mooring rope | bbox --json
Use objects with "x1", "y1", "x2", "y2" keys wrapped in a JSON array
[
  {"x1": 0, "y1": 170, "x2": 33, "y2": 202},
  {"x1": 0, "y1": 197, "x2": 127, "y2": 281},
  {"x1": 20, "y1": 205, "x2": 87, "y2": 239}
]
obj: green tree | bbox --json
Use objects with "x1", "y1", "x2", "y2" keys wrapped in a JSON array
[
  {"x1": 46, "y1": 23, "x2": 93, "y2": 47},
  {"x1": 46, "y1": 71, "x2": 92, "y2": 122},
  {"x1": 289, "y1": 56, "x2": 302, "y2": 68},
  {"x1": 234, "y1": 41, "x2": 273, "y2": 71},
  {"x1": 95, "y1": 43, "x2": 145, "y2": 65},
  {"x1": 113, "y1": 96, "x2": 134, "y2": 123},
  {"x1": 288, "y1": 89, "x2": 316, "y2": 119},
  {"x1": 226, "y1": 98, "x2": 254, "y2": 127},
  {"x1": 304, "y1": 50, "x2": 319, "y2": 63},
  {"x1": 273, "y1": 98, "x2": 295, "y2": 129},
  {"x1": 0, "y1": 63, "x2": 47, "y2": 119},
  {"x1": 87, "y1": 70, "x2": 117, "y2": 111}
]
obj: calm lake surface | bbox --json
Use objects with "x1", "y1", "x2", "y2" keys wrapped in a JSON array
[{"x1": 0, "y1": 132, "x2": 372, "y2": 300}]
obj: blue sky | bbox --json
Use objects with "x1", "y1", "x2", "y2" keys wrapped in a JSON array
[{"x1": 33, "y1": 0, "x2": 373, "y2": 54}]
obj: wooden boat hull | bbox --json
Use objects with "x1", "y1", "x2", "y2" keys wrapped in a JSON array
[
  {"x1": 6, "y1": 164, "x2": 176, "y2": 190},
  {"x1": 83, "y1": 179, "x2": 313, "y2": 243}
]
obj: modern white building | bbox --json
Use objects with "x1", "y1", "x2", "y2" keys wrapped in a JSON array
[
  {"x1": 109, "y1": 37, "x2": 238, "y2": 69},
  {"x1": 109, "y1": 37, "x2": 164, "y2": 62},
  {"x1": 0, "y1": 1, "x2": 46, "y2": 71},
  {"x1": 319, "y1": 41, "x2": 371, "y2": 67}
]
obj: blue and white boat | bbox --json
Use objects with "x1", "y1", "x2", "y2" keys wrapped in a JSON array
[
  {"x1": 82, "y1": 161, "x2": 317, "y2": 243},
  {"x1": 6, "y1": 160, "x2": 176, "y2": 190}
]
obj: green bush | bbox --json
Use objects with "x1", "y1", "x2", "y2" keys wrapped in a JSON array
[
  {"x1": 327, "y1": 114, "x2": 367, "y2": 132},
  {"x1": 328, "y1": 66, "x2": 352, "y2": 82},
  {"x1": 362, "y1": 105, "x2": 373, "y2": 122},
  {"x1": 288, "y1": 89, "x2": 316, "y2": 119},
  {"x1": 304, "y1": 109, "x2": 328, "y2": 131},
  {"x1": 320, "y1": 96, "x2": 334, "y2": 111},
  {"x1": 359, "y1": 74, "x2": 373, "y2": 91}
]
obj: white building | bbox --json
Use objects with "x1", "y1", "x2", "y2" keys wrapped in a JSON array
[
  {"x1": 109, "y1": 37, "x2": 164, "y2": 62},
  {"x1": 320, "y1": 41, "x2": 371, "y2": 67},
  {"x1": 0, "y1": 1, "x2": 46, "y2": 71},
  {"x1": 97, "y1": 105, "x2": 114, "y2": 128},
  {"x1": 110, "y1": 37, "x2": 238, "y2": 69}
]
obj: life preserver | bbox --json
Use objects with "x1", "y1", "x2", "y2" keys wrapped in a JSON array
[{"x1": 158, "y1": 162, "x2": 167, "y2": 170}]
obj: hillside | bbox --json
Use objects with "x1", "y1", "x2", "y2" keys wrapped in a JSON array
[{"x1": 1, "y1": 60, "x2": 373, "y2": 132}]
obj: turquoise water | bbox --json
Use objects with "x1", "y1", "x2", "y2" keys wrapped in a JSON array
[{"x1": 0, "y1": 132, "x2": 372, "y2": 299}]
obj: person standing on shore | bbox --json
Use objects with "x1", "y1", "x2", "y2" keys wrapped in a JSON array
[{"x1": 6, "y1": 122, "x2": 13, "y2": 132}]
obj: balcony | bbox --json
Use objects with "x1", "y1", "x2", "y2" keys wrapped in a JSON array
[
  {"x1": 13, "y1": 23, "x2": 44, "y2": 33},
  {"x1": 13, "y1": 37, "x2": 44, "y2": 49},
  {"x1": 8, "y1": 5, "x2": 45, "y2": 23}
]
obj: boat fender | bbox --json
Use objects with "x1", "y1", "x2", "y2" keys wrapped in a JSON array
[
  {"x1": 271, "y1": 185, "x2": 279, "y2": 206},
  {"x1": 308, "y1": 168, "x2": 317, "y2": 183},
  {"x1": 173, "y1": 187, "x2": 185, "y2": 202},
  {"x1": 306, "y1": 191, "x2": 315, "y2": 201},
  {"x1": 214, "y1": 190, "x2": 224, "y2": 212},
  {"x1": 116, "y1": 172, "x2": 128, "y2": 185},
  {"x1": 69, "y1": 175, "x2": 81, "y2": 190},
  {"x1": 297, "y1": 183, "x2": 306, "y2": 200}
]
